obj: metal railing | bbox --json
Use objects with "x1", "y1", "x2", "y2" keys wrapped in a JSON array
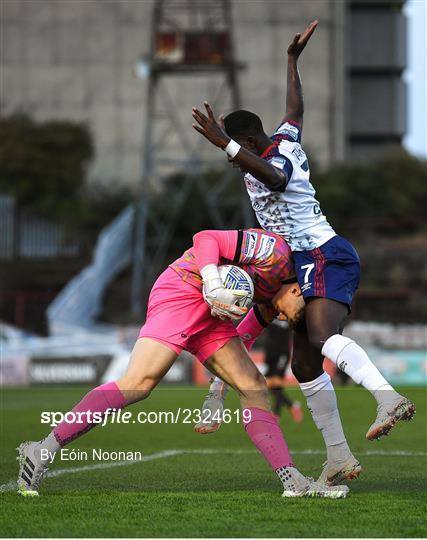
[{"x1": 0, "y1": 194, "x2": 80, "y2": 259}]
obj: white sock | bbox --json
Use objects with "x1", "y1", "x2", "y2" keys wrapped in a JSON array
[
  {"x1": 299, "y1": 372, "x2": 351, "y2": 464},
  {"x1": 322, "y1": 335, "x2": 398, "y2": 404},
  {"x1": 210, "y1": 377, "x2": 229, "y2": 399},
  {"x1": 276, "y1": 466, "x2": 308, "y2": 491},
  {"x1": 37, "y1": 432, "x2": 61, "y2": 464}
]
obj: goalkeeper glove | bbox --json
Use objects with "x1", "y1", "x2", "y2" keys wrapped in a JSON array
[{"x1": 201, "y1": 264, "x2": 249, "y2": 320}]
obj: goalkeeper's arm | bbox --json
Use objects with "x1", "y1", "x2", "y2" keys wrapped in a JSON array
[{"x1": 193, "y1": 230, "x2": 249, "y2": 319}]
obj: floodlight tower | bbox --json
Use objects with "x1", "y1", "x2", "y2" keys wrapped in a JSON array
[{"x1": 131, "y1": 0, "x2": 250, "y2": 316}]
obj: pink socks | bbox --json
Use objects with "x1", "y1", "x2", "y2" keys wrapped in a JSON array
[
  {"x1": 51, "y1": 383, "x2": 294, "y2": 485},
  {"x1": 54, "y1": 382, "x2": 128, "y2": 446},
  {"x1": 52, "y1": 382, "x2": 293, "y2": 475},
  {"x1": 243, "y1": 407, "x2": 294, "y2": 470}
]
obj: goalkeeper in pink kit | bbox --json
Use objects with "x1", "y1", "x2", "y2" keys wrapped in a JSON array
[{"x1": 17, "y1": 227, "x2": 349, "y2": 498}]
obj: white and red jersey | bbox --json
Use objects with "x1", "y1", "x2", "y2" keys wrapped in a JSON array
[{"x1": 244, "y1": 120, "x2": 336, "y2": 251}]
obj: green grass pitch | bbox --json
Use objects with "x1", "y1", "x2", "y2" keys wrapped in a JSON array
[{"x1": 1, "y1": 384, "x2": 426, "y2": 537}]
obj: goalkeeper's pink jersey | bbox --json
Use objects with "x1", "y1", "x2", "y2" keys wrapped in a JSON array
[{"x1": 169, "y1": 228, "x2": 295, "y2": 304}]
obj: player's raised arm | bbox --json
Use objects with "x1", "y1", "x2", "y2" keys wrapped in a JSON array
[
  {"x1": 192, "y1": 103, "x2": 287, "y2": 190},
  {"x1": 285, "y1": 20, "x2": 318, "y2": 126}
]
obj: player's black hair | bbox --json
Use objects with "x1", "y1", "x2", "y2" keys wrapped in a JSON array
[
  {"x1": 224, "y1": 110, "x2": 264, "y2": 138},
  {"x1": 281, "y1": 276, "x2": 298, "y2": 285}
]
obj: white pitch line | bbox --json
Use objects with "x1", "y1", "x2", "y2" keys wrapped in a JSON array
[
  {"x1": 0, "y1": 449, "x2": 183, "y2": 494},
  {"x1": 0, "y1": 481, "x2": 17, "y2": 493},
  {"x1": 293, "y1": 449, "x2": 427, "y2": 457},
  {"x1": 48, "y1": 449, "x2": 182, "y2": 478},
  {"x1": 184, "y1": 449, "x2": 427, "y2": 457},
  {"x1": 2, "y1": 447, "x2": 426, "y2": 494}
]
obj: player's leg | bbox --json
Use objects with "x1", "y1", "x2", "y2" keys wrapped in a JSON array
[
  {"x1": 194, "y1": 377, "x2": 228, "y2": 434},
  {"x1": 194, "y1": 306, "x2": 267, "y2": 434},
  {"x1": 269, "y1": 385, "x2": 291, "y2": 415},
  {"x1": 304, "y1": 297, "x2": 415, "y2": 439},
  {"x1": 195, "y1": 319, "x2": 288, "y2": 432},
  {"x1": 264, "y1": 324, "x2": 292, "y2": 417},
  {"x1": 294, "y1": 238, "x2": 415, "y2": 440},
  {"x1": 264, "y1": 324, "x2": 303, "y2": 421},
  {"x1": 292, "y1": 325, "x2": 361, "y2": 485},
  {"x1": 267, "y1": 384, "x2": 303, "y2": 423},
  {"x1": 204, "y1": 337, "x2": 348, "y2": 498},
  {"x1": 117, "y1": 338, "x2": 178, "y2": 401},
  {"x1": 266, "y1": 363, "x2": 303, "y2": 421},
  {"x1": 17, "y1": 338, "x2": 178, "y2": 496}
]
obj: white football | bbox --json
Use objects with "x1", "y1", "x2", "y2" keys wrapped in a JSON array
[{"x1": 203, "y1": 264, "x2": 254, "y2": 309}]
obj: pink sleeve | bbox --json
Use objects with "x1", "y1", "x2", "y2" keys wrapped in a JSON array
[
  {"x1": 236, "y1": 306, "x2": 268, "y2": 352},
  {"x1": 192, "y1": 230, "x2": 238, "y2": 271}
]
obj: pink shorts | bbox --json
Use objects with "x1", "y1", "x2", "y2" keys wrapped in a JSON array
[{"x1": 138, "y1": 267, "x2": 239, "y2": 363}]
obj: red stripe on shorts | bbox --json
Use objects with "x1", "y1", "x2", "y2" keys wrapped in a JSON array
[{"x1": 313, "y1": 248, "x2": 326, "y2": 297}]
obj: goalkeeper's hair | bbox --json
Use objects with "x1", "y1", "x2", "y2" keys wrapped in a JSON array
[{"x1": 224, "y1": 110, "x2": 264, "y2": 138}]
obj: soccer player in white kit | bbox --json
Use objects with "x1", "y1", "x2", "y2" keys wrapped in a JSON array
[{"x1": 192, "y1": 20, "x2": 415, "y2": 484}]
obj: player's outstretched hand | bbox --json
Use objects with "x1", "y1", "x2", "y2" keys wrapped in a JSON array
[
  {"x1": 192, "y1": 102, "x2": 230, "y2": 149},
  {"x1": 287, "y1": 20, "x2": 318, "y2": 59}
]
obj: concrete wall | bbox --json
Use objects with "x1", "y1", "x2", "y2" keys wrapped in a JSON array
[
  {"x1": 346, "y1": 0, "x2": 406, "y2": 161},
  {"x1": 2, "y1": 0, "x2": 345, "y2": 187}
]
